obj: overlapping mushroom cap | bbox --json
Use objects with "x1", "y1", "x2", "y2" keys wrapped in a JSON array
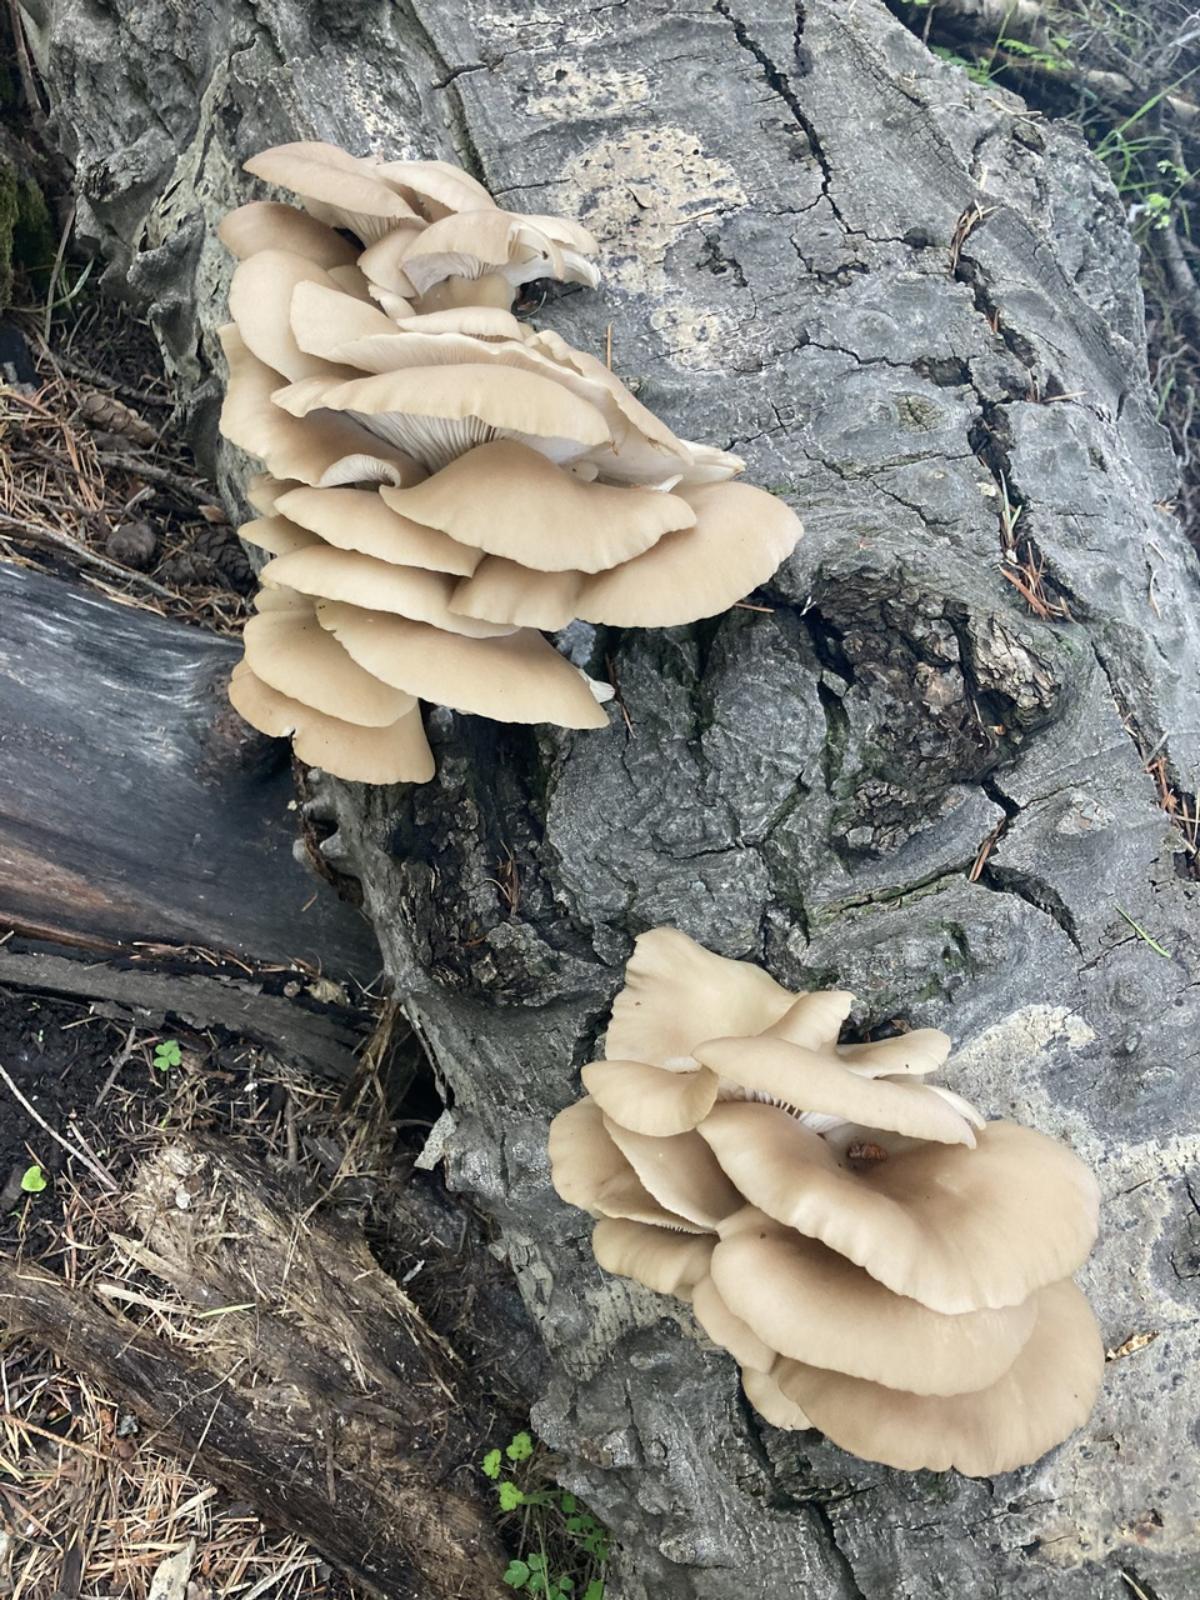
[
  {"x1": 217, "y1": 142, "x2": 803, "y2": 783},
  {"x1": 549, "y1": 928, "x2": 1103, "y2": 1476}
]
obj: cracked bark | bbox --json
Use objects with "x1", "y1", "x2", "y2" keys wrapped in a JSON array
[{"x1": 21, "y1": 0, "x2": 1200, "y2": 1595}]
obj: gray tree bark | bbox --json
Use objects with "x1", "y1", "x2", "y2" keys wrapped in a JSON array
[{"x1": 20, "y1": 1, "x2": 1200, "y2": 1595}]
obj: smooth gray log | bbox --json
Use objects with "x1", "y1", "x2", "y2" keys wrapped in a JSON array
[
  {"x1": 24, "y1": 2, "x2": 1200, "y2": 1596},
  {"x1": 0, "y1": 561, "x2": 379, "y2": 983}
]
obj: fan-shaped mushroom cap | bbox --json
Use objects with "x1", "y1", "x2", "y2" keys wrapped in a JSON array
[
  {"x1": 374, "y1": 158, "x2": 498, "y2": 221},
  {"x1": 762, "y1": 992, "x2": 854, "y2": 1052},
  {"x1": 569, "y1": 482, "x2": 801, "y2": 625},
  {"x1": 218, "y1": 201, "x2": 357, "y2": 268},
  {"x1": 315, "y1": 601, "x2": 610, "y2": 729},
  {"x1": 592, "y1": 1218, "x2": 715, "y2": 1298},
  {"x1": 328, "y1": 264, "x2": 378, "y2": 302},
  {"x1": 581, "y1": 1060, "x2": 721, "y2": 1138},
  {"x1": 274, "y1": 487, "x2": 479, "y2": 576},
  {"x1": 836, "y1": 1030, "x2": 953, "y2": 1077},
  {"x1": 548, "y1": 1098, "x2": 629, "y2": 1215},
  {"x1": 383, "y1": 440, "x2": 693, "y2": 572},
  {"x1": 242, "y1": 609, "x2": 414, "y2": 727},
  {"x1": 695, "y1": 1035, "x2": 978, "y2": 1147},
  {"x1": 709, "y1": 1224, "x2": 1037, "y2": 1396},
  {"x1": 449, "y1": 560, "x2": 585, "y2": 632},
  {"x1": 273, "y1": 365, "x2": 611, "y2": 474},
  {"x1": 602, "y1": 1122, "x2": 742, "y2": 1231},
  {"x1": 238, "y1": 515, "x2": 322, "y2": 558},
  {"x1": 228, "y1": 661, "x2": 434, "y2": 783},
  {"x1": 775, "y1": 1280, "x2": 1104, "y2": 1475},
  {"x1": 229, "y1": 252, "x2": 363, "y2": 383},
  {"x1": 244, "y1": 475, "x2": 297, "y2": 515},
  {"x1": 356, "y1": 229, "x2": 420, "y2": 301},
  {"x1": 243, "y1": 141, "x2": 423, "y2": 243},
  {"x1": 691, "y1": 1277, "x2": 775, "y2": 1373},
  {"x1": 741, "y1": 1365, "x2": 813, "y2": 1430},
  {"x1": 289, "y1": 281, "x2": 401, "y2": 364},
  {"x1": 254, "y1": 585, "x2": 312, "y2": 614},
  {"x1": 259, "y1": 547, "x2": 513, "y2": 639},
  {"x1": 392, "y1": 307, "x2": 528, "y2": 340},
  {"x1": 217, "y1": 327, "x2": 421, "y2": 487},
  {"x1": 699, "y1": 1104, "x2": 1099, "y2": 1313},
  {"x1": 604, "y1": 927, "x2": 799, "y2": 1068},
  {"x1": 521, "y1": 213, "x2": 601, "y2": 258}
]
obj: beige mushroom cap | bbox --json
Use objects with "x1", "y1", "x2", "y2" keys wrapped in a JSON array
[
  {"x1": 218, "y1": 326, "x2": 421, "y2": 487},
  {"x1": 316, "y1": 601, "x2": 610, "y2": 729},
  {"x1": 242, "y1": 609, "x2": 415, "y2": 728},
  {"x1": 709, "y1": 1224, "x2": 1037, "y2": 1396},
  {"x1": 273, "y1": 365, "x2": 611, "y2": 474},
  {"x1": 775, "y1": 1279, "x2": 1104, "y2": 1474},
  {"x1": 218, "y1": 201, "x2": 357, "y2": 268},
  {"x1": 548, "y1": 1098, "x2": 630, "y2": 1216},
  {"x1": 691, "y1": 1277, "x2": 776, "y2": 1374},
  {"x1": 356, "y1": 229, "x2": 421, "y2": 301},
  {"x1": 289, "y1": 280, "x2": 402, "y2": 364},
  {"x1": 694, "y1": 1035, "x2": 977, "y2": 1147},
  {"x1": 374, "y1": 158, "x2": 498, "y2": 222},
  {"x1": 449, "y1": 560, "x2": 585, "y2": 632},
  {"x1": 238, "y1": 515, "x2": 322, "y2": 558},
  {"x1": 572, "y1": 481, "x2": 802, "y2": 626},
  {"x1": 229, "y1": 251, "x2": 362, "y2": 382},
  {"x1": 604, "y1": 927, "x2": 798, "y2": 1067},
  {"x1": 836, "y1": 1030, "x2": 953, "y2": 1077},
  {"x1": 244, "y1": 474, "x2": 297, "y2": 515},
  {"x1": 259, "y1": 547, "x2": 513, "y2": 639},
  {"x1": 741, "y1": 1365, "x2": 813, "y2": 1431},
  {"x1": 699, "y1": 1104, "x2": 1100, "y2": 1313},
  {"x1": 384, "y1": 440, "x2": 694, "y2": 573},
  {"x1": 602, "y1": 1122, "x2": 743, "y2": 1232},
  {"x1": 592, "y1": 1218, "x2": 715, "y2": 1298},
  {"x1": 581, "y1": 1059, "x2": 720, "y2": 1138},
  {"x1": 243, "y1": 141, "x2": 423, "y2": 243},
  {"x1": 761, "y1": 992, "x2": 855, "y2": 1053},
  {"x1": 274, "y1": 486, "x2": 480, "y2": 576},
  {"x1": 228, "y1": 661, "x2": 434, "y2": 783}
]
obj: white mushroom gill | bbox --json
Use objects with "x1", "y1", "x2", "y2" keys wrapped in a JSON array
[
  {"x1": 219, "y1": 142, "x2": 803, "y2": 784},
  {"x1": 551, "y1": 927, "x2": 1104, "y2": 1476}
]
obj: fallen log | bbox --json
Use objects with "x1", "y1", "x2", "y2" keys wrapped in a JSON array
[{"x1": 0, "y1": 1134, "x2": 508, "y2": 1599}]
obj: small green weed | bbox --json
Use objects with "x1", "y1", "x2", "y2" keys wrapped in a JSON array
[
  {"x1": 20, "y1": 1164, "x2": 47, "y2": 1194},
  {"x1": 483, "y1": 1429, "x2": 609, "y2": 1599},
  {"x1": 153, "y1": 1039, "x2": 183, "y2": 1071}
]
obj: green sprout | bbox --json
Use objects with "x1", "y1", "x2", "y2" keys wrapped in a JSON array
[
  {"x1": 153, "y1": 1039, "x2": 183, "y2": 1072},
  {"x1": 481, "y1": 1429, "x2": 609, "y2": 1599},
  {"x1": 20, "y1": 1164, "x2": 47, "y2": 1194}
]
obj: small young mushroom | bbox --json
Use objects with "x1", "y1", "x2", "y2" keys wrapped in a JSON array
[{"x1": 547, "y1": 926, "x2": 1104, "y2": 1475}]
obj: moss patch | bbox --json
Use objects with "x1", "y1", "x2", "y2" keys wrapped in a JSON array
[{"x1": 0, "y1": 152, "x2": 54, "y2": 310}]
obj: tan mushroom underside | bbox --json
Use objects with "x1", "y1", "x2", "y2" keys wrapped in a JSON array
[
  {"x1": 315, "y1": 601, "x2": 610, "y2": 729},
  {"x1": 774, "y1": 1279, "x2": 1104, "y2": 1475}
]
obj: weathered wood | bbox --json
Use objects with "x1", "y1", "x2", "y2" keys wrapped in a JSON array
[
  {"x1": 0, "y1": 560, "x2": 378, "y2": 981},
  {"x1": 25, "y1": 1, "x2": 1200, "y2": 1597},
  {"x1": 0, "y1": 944, "x2": 363, "y2": 1080},
  {"x1": 0, "y1": 1135, "x2": 508, "y2": 1599}
]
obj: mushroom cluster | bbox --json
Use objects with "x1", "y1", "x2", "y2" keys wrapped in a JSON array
[
  {"x1": 549, "y1": 928, "x2": 1104, "y2": 1475},
  {"x1": 217, "y1": 142, "x2": 803, "y2": 782}
]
